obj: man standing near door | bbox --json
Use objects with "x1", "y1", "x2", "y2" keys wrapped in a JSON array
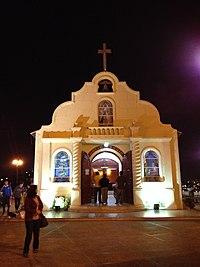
[
  {"x1": 99, "y1": 173, "x2": 110, "y2": 205},
  {"x1": 93, "y1": 171, "x2": 101, "y2": 205},
  {"x1": 115, "y1": 171, "x2": 126, "y2": 204}
]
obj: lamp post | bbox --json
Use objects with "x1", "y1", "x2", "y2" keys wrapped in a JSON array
[{"x1": 12, "y1": 159, "x2": 23, "y2": 185}]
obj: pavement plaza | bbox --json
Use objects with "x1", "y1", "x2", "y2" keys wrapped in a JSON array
[{"x1": 1, "y1": 206, "x2": 200, "y2": 267}]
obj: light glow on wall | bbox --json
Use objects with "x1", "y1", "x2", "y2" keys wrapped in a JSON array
[{"x1": 141, "y1": 183, "x2": 175, "y2": 209}]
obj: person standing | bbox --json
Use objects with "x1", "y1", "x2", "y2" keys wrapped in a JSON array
[
  {"x1": 23, "y1": 185, "x2": 43, "y2": 258},
  {"x1": 1, "y1": 180, "x2": 13, "y2": 216},
  {"x1": 93, "y1": 171, "x2": 102, "y2": 204},
  {"x1": 13, "y1": 182, "x2": 24, "y2": 213},
  {"x1": 99, "y1": 173, "x2": 110, "y2": 205},
  {"x1": 115, "y1": 171, "x2": 126, "y2": 204}
]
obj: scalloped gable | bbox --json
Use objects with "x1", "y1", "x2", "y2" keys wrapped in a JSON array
[{"x1": 40, "y1": 71, "x2": 171, "y2": 134}]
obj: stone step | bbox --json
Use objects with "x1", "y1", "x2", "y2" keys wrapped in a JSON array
[{"x1": 68, "y1": 204, "x2": 146, "y2": 213}]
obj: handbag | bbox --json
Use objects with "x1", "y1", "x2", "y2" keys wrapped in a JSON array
[{"x1": 40, "y1": 213, "x2": 48, "y2": 228}]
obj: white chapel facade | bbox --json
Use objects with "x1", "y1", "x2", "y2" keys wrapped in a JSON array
[{"x1": 32, "y1": 44, "x2": 183, "y2": 211}]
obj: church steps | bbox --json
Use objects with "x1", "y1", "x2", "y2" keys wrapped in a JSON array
[{"x1": 68, "y1": 205, "x2": 146, "y2": 213}]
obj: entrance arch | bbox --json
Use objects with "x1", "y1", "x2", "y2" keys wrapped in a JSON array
[
  {"x1": 81, "y1": 147, "x2": 133, "y2": 205},
  {"x1": 91, "y1": 152, "x2": 121, "y2": 205},
  {"x1": 91, "y1": 152, "x2": 122, "y2": 184}
]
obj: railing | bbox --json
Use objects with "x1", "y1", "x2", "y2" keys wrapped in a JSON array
[{"x1": 87, "y1": 127, "x2": 124, "y2": 136}]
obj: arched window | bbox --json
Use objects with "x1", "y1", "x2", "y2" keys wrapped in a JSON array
[
  {"x1": 98, "y1": 100, "x2": 113, "y2": 126},
  {"x1": 143, "y1": 149, "x2": 161, "y2": 182},
  {"x1": 53, "y1": 151, "x2": 70, "y2": 182}
]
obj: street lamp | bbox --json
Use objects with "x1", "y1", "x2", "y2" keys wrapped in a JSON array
[{"x1": 12, "y1": 159, "x2": 23, "y2": 185}]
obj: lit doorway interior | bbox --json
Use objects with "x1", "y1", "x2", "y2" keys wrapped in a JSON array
[{"x1": 91, "y1": 152, "x2": 122, "y2": 206}]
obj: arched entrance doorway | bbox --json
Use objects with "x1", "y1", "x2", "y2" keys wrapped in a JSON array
[
  {"x1": 81, "y1": 147, "x2": 133, "y2": 206},
  {"x1": 92, "y1": 152, "x2": 121, "y2": 183},
  {"x1": 91, "y1": 152, "x2": 121, "y2": 205}
]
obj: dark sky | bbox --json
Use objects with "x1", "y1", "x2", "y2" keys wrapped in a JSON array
[{"x1": 1, "y1": 1, "x2": 200, "y2": 180}]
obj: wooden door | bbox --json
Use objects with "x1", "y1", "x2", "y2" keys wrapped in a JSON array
[
  {"x1": 81, "y1": 151, "x2": 92, "y2": 204},
  {"x1": 122, "y1": 151, "x2": 133, "y2": 204}
]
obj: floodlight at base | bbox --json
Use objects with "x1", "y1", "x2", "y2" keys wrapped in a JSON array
[
  {"x1": 154, "y1": 204, "x2": 159, "y2": 210},
  {"x1": 55, "y1": 206, "x2": 60, "y2": 212}
]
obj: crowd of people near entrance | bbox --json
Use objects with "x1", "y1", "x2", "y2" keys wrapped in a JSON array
[{"x1": 93, "y1": 170, "x2": 126, "y2": 205}]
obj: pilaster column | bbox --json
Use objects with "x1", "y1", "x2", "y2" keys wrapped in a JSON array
[
  {"x1": 132, "y1": 140, "x2": 142, "y2": 187},
  {"x1": 69, "y1": 138, "x2": 82, "y2": 207},
  {"x1": 131, "y1": 138, "x2": 144, "y2": 208},
  {"x1": 71, "y1": 138, "x2": 82, "y2": 189}
]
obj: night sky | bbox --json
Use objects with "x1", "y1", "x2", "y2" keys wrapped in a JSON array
[{"x1": 1, "y1": 1, "x2": 200, "y2": 180}]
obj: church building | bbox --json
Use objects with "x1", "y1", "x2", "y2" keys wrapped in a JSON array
[{"x1": 32, "y1": 43, "x2": 183, "y2": 211}]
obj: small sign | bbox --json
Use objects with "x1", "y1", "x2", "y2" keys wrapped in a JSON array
[{"x1": 85, "y1": 169, "x2": 89, "y2": 175}]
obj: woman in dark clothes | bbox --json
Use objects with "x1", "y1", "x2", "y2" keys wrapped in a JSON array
[{"x1": 23, "y1": 185, "x2": 43, "y2": 257}]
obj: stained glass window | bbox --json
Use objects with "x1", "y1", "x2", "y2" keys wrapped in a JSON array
[
  {"x1": 98, "y1": 100, "x2": 113, "y2": 126},
  {"x1": 143, "y1": 150, "x2": 160, "y2": 181},
  {"x1": 54, "y1": 151, "x2": 70, "y2": 182}
]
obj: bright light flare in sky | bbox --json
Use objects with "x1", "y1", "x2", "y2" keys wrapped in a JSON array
[
  {"x1": 193, "y1": 48, "x2": 200, "y2": 70},
  {"x1": 183, "y1": 39, "x2": 200, "y2": 75}
]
